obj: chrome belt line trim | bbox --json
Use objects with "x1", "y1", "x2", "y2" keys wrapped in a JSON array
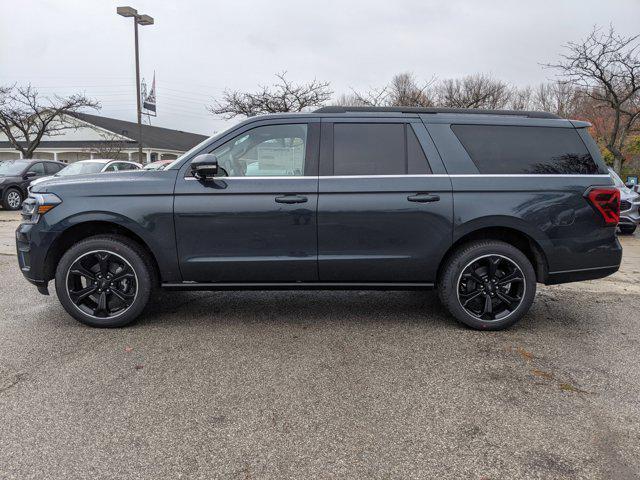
[{"x1": 184, "y1": 174, "x2": 612, "y2": 180}]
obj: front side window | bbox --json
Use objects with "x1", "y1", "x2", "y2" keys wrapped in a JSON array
[
  {"x1": 451, "y1": 124, "x2": 599, "y2": 174},
  {"x1": 209, "y1": 124, "x2": 307, "y2": 177},
  {"x1": 333, "y1": 123, "x2": 431, "y2": 176}
]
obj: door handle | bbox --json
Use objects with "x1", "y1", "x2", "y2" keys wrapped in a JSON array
[
  {"x1": 275, "y1": 195, "x2": 308, "y2": 204},
  {"x1": 407, "y1": 193, "x2": 440, "y2": 203}
]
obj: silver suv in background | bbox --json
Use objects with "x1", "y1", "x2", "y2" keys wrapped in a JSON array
[
  {"x1": 609, "y1": 167, "x2": 640, "y2": 235},
  {"x1": 29, "y1": 159, "x2": 141, "y2": 192}
]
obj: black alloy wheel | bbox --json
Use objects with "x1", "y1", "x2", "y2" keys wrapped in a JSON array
[
  {"x1": 457, "y1": 254, "x2": 525, "y2": 322},
  {"x1": 66, "y1": 250, "x2": 138, "y2": 319}
]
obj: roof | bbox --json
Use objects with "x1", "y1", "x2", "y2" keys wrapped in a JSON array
[
  {"x1": 314, "y1": 106, "x2": 560, "y2": 119},
  {"x1": 69, "y1": 112, "x2": 208, "y2": 151}
]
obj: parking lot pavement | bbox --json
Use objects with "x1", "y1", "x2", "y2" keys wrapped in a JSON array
[
  {"x1": 0, "y1": 210, "x2": 20, "y2": 256},
  {"x1": 0, "y1": 215, "x2": 639, "y2": 479}
]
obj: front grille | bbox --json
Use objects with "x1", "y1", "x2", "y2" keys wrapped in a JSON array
[{"x1": 620, "y1": 200, "x2": 632, "y2": 211}]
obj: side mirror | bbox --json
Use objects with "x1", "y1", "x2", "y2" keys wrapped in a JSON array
[
  {"x1": 25, "y1": 171, "x2": 37, "y2": 179},
  {"x1": 190, "y1": 154, "x2": 218, "y2": 180}
]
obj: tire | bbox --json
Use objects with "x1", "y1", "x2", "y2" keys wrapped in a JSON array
[
  {"x1": 619, "y1": 225, "x2": 637, "y2": 235},
  {"x1": 2, "y1": 187, "x2": 23, "y2": 210},
  {"x1": 438, "y1": 240, "x2": 537, "y2": 331},
  {"x1": 55, "y1": 235, "x2": 154, "y2": 327}
]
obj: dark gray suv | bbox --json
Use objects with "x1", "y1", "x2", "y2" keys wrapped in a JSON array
[{"x1": 16, "y1": 107, "x2": 622, "y2": 330}]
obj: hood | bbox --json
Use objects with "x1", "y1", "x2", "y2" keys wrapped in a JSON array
[
  {"x1": 29, "y1": 175, "x2": 55, "y2": 186},
  {"x1": 29, "y1": 169, "x2": 177, "y2": 197}
]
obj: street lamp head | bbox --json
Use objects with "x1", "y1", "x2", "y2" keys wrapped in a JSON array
[
  {"x1": 136, "y1": 14, "x2": 154, "y2": 26},
  {"x1": 116, "y1": 6, "x2": 138, "y2": 17}
]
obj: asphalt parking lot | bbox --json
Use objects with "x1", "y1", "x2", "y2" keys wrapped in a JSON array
[{"x1": 0, "y1": 209, "x2": 639, "y2": 480}]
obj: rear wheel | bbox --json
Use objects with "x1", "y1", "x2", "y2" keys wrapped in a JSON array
[
  {"x1": 2, "y1": 188, "x2": 23, "y2": 210},
  {"x1": 55, "y1": 235, "x2": 153, "y2": 327},
  {"x1": 619, "y1": 225, "x2": 637, "y2": 235},
  {"x1": 438, "y1": 240, "x2": 536, "y2": 330}
]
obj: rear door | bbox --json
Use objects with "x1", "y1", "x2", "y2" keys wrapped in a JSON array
[{"x1": 317, "y1": 117, "x2": 453, "y2": 283}]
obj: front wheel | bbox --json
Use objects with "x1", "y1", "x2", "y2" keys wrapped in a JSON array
[
  {"x1": 438, "y1": 240, "x2": 537, "y2": 330},
  {"x1": 55, "y1": 235, "x2": 153, "y2": 327},
  {"x1": 2, "y1": 187, "x2": 23, "y2": 210}
]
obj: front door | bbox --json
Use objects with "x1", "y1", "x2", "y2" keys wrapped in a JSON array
[
  {"x1": 174, "y1": 121, "x2": 320, "y2": 282},
  {"x1": 317, "y1": 119, "x2": 453, "y2": 283}
]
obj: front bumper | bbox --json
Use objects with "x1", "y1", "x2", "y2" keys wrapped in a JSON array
[
  {"x1": 16, "y1": 221, "x2": 58, "y2": 295},
  {"x1": 620, "y1": 201, "x2": 640, "y2": 226}
]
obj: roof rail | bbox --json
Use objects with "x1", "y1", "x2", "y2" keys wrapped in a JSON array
[{"x1": 314, "y1": 106, "x2": 560, "y2": 119}]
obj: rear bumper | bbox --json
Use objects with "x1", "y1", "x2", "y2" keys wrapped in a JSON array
[{"x1": 546, "y1": 264, "x2": 620, "y2": 285}]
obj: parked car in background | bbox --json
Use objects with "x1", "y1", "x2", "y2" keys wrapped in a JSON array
[
  {"x1": 143, "y1": 159, "x2": 174, "y2": 171},
  {"x1": 29, "y1": 159, "x2": 142, "y2": 192},
  {"x1": 609, "y1": 167, "x2": 640, "y2": 235},
  {"x1": 0, "y1": 159, "x2": 65, "y2": 210}
]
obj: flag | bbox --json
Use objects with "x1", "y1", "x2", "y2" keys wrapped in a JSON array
[{"x1": 143, "y1": 73, "x2": 157, "y2": 113}]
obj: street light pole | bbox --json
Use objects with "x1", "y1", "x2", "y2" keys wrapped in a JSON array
[{"x1": 117, "y1": 6, "x2": 154, "y2": 163}]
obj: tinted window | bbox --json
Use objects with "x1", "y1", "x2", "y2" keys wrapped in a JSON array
[
  {"x1": 451, "y1": 125, "x2": 599, "y2": 174},
  {"x1": 333, "y1": 123, "x2": 431, "y2": 175},
  {"x1": 209, "y1": 124, "x2": 307, "y2": 177},
  {"x1": 334, "y1": 123, "x2": 405, "y2": 175},
  {"x1": 44, "y1": 162, "x2": 62, "y2": 174},
  {"x1": 27, "y1": 163, "x2": 45, "y2": 175}
]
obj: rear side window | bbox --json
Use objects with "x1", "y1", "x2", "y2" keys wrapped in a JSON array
[
  {"x1": 333, "y1": 123, "x2": 431, "y2": 175},
  {"x1": 45, "y1": 162, "x2": 62, "y2": 174},
  {"x1": 451, "y1": 125, "x2": 599, "y2": 174}
]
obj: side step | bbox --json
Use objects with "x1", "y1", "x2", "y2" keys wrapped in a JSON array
[{"x1": 161, "y1": 282, "x2": 435, "y2": 291}]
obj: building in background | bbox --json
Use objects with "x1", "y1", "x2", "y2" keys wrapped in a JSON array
[{"x1": 0, "y1": 112, "x2": 207, "y2": 163}]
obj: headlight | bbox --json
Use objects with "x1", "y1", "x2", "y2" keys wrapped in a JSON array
[{"x1": 21, "y1": 193, "x2": 62, "y2": 222}]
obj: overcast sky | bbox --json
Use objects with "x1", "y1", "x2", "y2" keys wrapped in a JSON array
[{"x1": 1, "y1": 0, "x2": 639, "y2": 135}]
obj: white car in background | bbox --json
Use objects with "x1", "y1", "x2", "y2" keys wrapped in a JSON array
[{"x1": 28, "y1": 159, "x2": 142, "y2": 192}]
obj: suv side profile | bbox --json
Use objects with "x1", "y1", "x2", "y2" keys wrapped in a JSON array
[{"x1": 16, "y1": 107, "x2": 622, "y2": 330}]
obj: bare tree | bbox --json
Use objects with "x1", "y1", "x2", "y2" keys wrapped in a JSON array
[
  {"x1": 532, "y1": 82, "x2": 583, "y2": 118},
  {"x1": 387, "y1": 72, "x2": 434, "y2": 107},
  {"x1": 508, "y1": 86, "x2": 534, "y2": 110},
  {"x1": 545, "y1": 26, "x2": 640, "y2": 172},
  {"x1": 0, "y1": 84, "x2": 99, "y2": 158},
  {"x1": 337, "y1": 87, "x2": 389, "y2": 107},
  {"x1": 208, "y1": 72, "x2": 332, "y2": 119},
  {"x1": 436, "y1": 74, "x2": 512, "y2": 109},
  {"x1": 83, "y1": 131, "x2": 131, "y2": 160}
]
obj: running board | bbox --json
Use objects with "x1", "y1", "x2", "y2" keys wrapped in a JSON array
[{"x1": 161, "y1": 282, "x2": 435, "y2": 291}]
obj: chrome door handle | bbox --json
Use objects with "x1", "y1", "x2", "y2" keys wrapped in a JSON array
[
  {"x1": 407, "y1": 193, "x2": 440, "y2": 203},
  {"x1": 275, "y1": 195, "x2": 308, "y2": 204}
]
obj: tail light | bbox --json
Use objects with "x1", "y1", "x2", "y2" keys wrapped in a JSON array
[{"x1": 585, "y1": 187, "x2": 620, "y2": 225}]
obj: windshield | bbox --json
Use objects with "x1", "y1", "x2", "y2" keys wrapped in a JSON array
[
  {"x1": 0, "y1": 160, "x2": 29, "y2": 176},
  {"x1": 57, "y1": 162, "x2": 105, "y2": 176}
]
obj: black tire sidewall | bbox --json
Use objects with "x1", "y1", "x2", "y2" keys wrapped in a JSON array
[
  {"x1": 439, "y1": 241, "x2": 537, "y2": 331},
  {"x1": 55, "y1": 236, "x2": 152, "y2": 327},
  {"x1": 2, "y1": 188, "x2": 23, "y2": 210},
  {"x1": 619, "y1": 225, "x2": 636, "y2": 235}
]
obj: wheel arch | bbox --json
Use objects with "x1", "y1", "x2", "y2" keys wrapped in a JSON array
[
  {"x1": 44, "y1": 219, "x2": 161, "y2": 285},
  {"x1": 438, "y1": 221, "x2": 549, "y2": 285}
]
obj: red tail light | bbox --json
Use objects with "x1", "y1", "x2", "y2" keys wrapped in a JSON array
[{"x1": 585, "y1": 187, "x2": 620, "y2": 225}]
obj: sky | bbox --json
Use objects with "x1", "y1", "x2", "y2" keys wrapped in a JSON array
[{"x1": 1, "y1": 0, "x2": 639, "y2": 136}]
